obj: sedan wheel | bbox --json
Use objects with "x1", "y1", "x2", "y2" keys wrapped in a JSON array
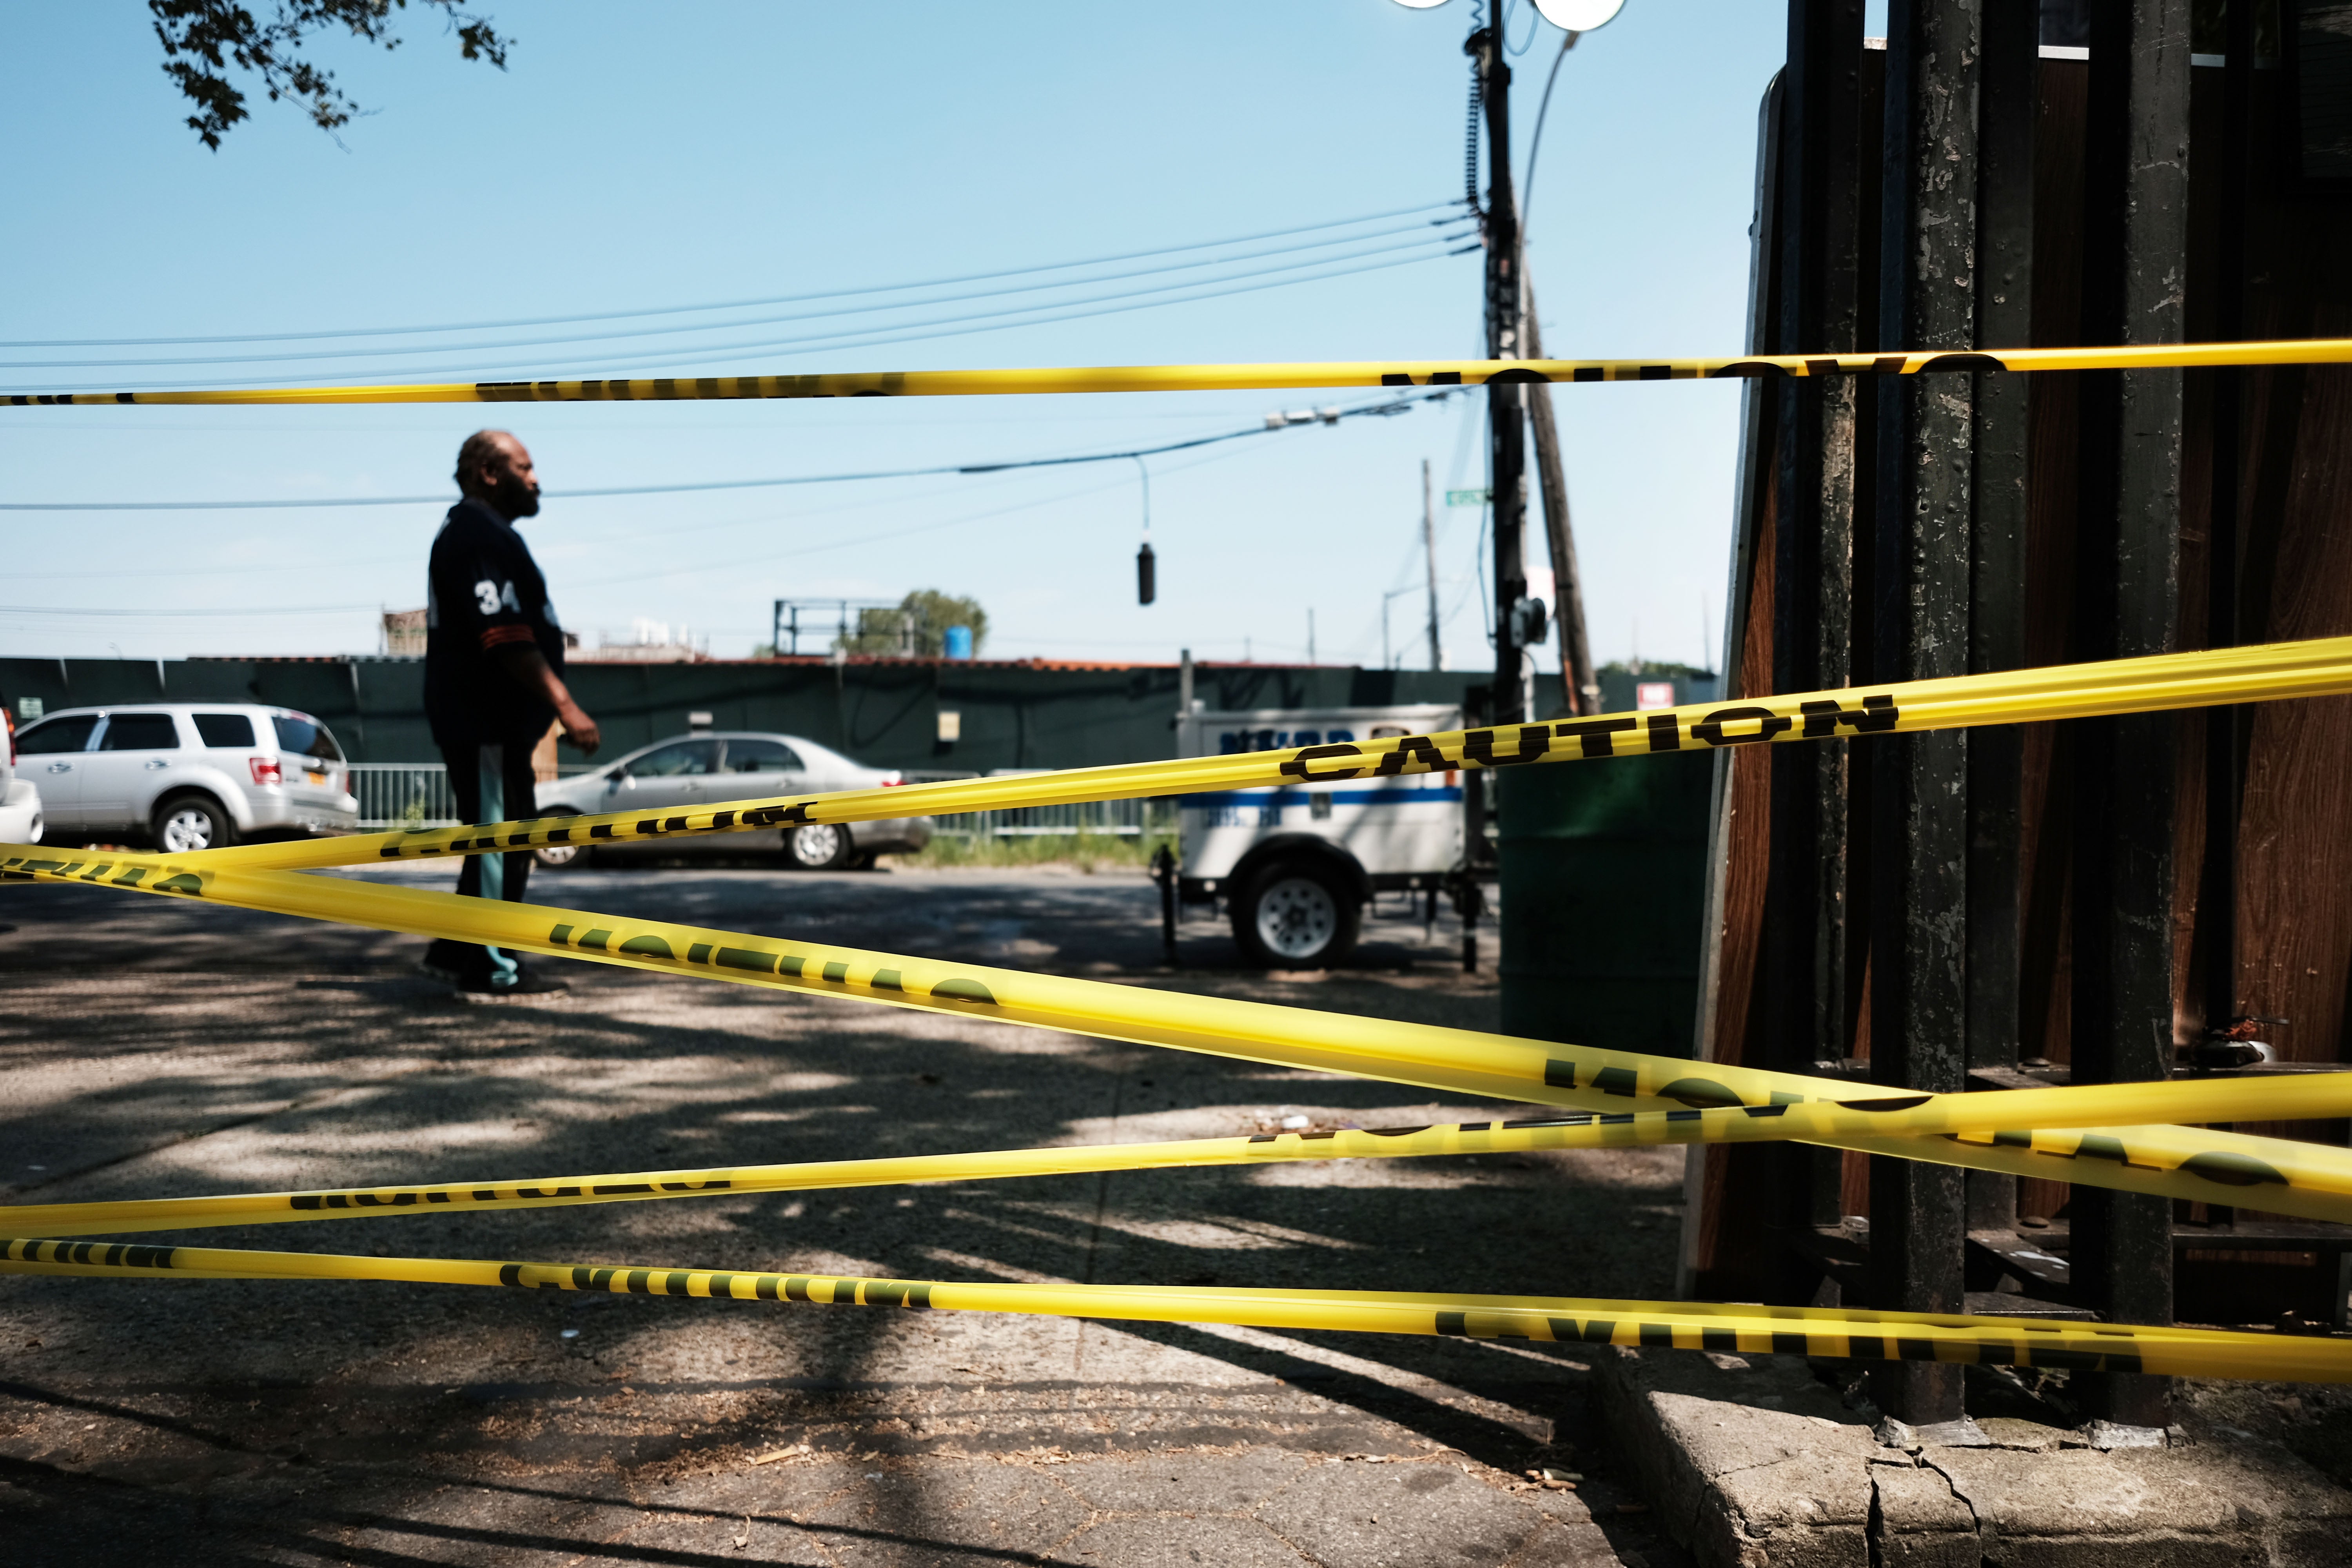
[
  {"x1": 788, "y1": 822, "x2": 855, "y2": 871},
  {"x1": 532, "y1": 813, "x2": 590, "y2": 869}
]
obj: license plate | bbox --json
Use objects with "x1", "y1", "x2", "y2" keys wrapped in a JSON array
[{"x1": 306, "y1": 770, "x2": 328, "y2": 786}]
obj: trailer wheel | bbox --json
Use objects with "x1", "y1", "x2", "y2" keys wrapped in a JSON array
[{"x1": 1232, "y1": 857, "x2": 1360, "y2": 970}]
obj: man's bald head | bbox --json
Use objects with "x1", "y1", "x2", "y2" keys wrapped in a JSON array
[{"x1": 455, "y1": 430, "x2": 541, "y2": 520}]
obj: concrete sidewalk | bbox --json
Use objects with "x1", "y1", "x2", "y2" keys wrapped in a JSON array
[{"x1": 0, "y1": 864, "x2": 1686, "y2": 1566}]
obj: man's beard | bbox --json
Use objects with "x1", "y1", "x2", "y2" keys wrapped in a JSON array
[{"x1": 491, "y1": 474, "x2": 541, "y2": 518}]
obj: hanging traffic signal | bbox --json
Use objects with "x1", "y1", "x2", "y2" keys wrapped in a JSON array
[{"x1": 1137, "y1": 540, "x2": 1157, "y2": 605}]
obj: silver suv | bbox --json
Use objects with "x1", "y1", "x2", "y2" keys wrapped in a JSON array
[{"x1": 13, "y1": 703, "x2": 359, "y2": 851}]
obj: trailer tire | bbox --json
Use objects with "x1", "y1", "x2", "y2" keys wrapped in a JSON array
[{"x1": 1232, "y1": 856, "x2": 1360, "y2": 970}]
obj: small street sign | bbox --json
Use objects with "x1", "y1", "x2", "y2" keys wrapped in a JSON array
[{"x1": 1445, "y1": 488, "x2": 1490, "y2": 506}]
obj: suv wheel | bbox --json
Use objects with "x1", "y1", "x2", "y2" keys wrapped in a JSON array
[
  {"x1": 1232, "y1": 857, "x2": 1360, "y2": 970},
  {"x1": 152, "y1": 794, "x2": 234, "y2": 853},
  {"x1": 788, "y1": 822, "x2": 856, "y2": 871},
  {"x1": 532, "y1": 812, "x2": 592, "y2": 870}
]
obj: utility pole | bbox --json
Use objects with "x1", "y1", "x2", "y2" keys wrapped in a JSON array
[
  {"x1": 1421, "y1": 459, "x2": 1443, "y2": 670},
  {"x1": 1470, "y1": 22, "x2": 1530, "y2": 725},
  {"x1": 1523, "y1": 288, "x2": 1596, "y2": 715}
]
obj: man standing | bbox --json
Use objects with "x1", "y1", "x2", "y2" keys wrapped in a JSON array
[{"x1": 420, "y1": 430, "x2": 599, "y2": 994}]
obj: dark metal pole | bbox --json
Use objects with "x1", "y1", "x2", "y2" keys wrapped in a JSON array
[
  {"x1": 2073, "y1": 0, "x2": 2190, "y2": 1430},
  {"x1": 1470, "y1": 24, "x2": 1530, "y2": 726},
  {"x1": 1763, "y1": 0, "x2": 1867, "y2": 1305},
  {"x1": 1963, "y1": 0, "x2": 2038, "y2": 1237},
  {"x1": 2200, "y1": 0, "x2": 2254, "y2": 1052},
  {"x1": 1869, "y1": 0, "x2": 1980, "y2": 1426}
]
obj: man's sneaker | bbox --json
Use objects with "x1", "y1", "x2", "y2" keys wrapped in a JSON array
[
  {"x1": 480, "y1": 970, "x2": 568, "y2": 996},
  {"x1": 417, "y1": 957, "x2": 568, "y2": 996}
]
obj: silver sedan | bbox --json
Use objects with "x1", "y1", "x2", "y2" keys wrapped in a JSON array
[{"x1": 530, "y1": 731, "x2": 931, "y2": 871}]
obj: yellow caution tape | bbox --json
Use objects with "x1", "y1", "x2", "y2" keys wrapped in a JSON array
[
  {"x1": 6, "y1": 1238, "x2": 2345, "y2": 1383},
  {"x1": 190, "y1": 633, "x2": 2352, "y2": 875},
  {"x1": 8, "y1": 339, "x2": 2351, "y2": 407},
  {"x1": 9, "y1": 845, "x2": 2351, "y2": 1224},
  {"x1": 8, "y1": 1105, "x2": 2349, "y2": 1243}
]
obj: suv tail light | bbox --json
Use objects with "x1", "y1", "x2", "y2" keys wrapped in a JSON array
[
  {"x1": 880, "y1": 772, "x2": 905, "y2": 786},
  {"x1": 3, "y1": 708, "x2": 13, "y2": 769},
  {"x1": 249, "y1": 756, "x2": 283, "y2": 786}
]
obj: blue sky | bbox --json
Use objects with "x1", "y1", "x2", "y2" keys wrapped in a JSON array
[{"x1": 0, "y1": 0, "x2": 1787, "y2": 671}]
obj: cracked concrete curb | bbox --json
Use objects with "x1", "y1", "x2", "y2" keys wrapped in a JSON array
[{"x1": 1592, "y1": 1345, "x2": 2352, "y2": 1566}]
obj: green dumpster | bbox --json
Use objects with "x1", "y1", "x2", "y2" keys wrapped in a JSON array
[{"x1": 1496, "y1": 695, "x2": 1715, "y2": 1054}]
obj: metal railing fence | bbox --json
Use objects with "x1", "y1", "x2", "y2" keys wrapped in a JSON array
[
  {"x1": 345, "y1": 763, "x2": 1179, "y2": 841},
  {"x1": 347, "y1": 764, "x2": 461, "y2": 830},
  {"x1": 928, "y1": 799, "x2": 1179, "y2": 839}
]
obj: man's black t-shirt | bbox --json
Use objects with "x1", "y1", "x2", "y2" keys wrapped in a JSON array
[{"x1": 424, "y1": 498, "x2": 566, "y2": 744}]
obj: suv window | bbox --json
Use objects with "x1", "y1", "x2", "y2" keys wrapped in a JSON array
[
  {"x1": 193, "y1": 712, "x2": 258, "y2": 748},
  {"x1": 723, "y1": 738, "x2": 803, "y2": 773},
  {"x1": 628, "y1": 740, "x2": 718, "y2": 778},
  {"x1": 99, "y1": 713, "x2": 183, "y2": 751},
  {"x1": 271, "y1": 714, "x2": 343, "y2": 762},
  {"x1": 16, "y1": 715, "x2": 98, "y2": 754}
]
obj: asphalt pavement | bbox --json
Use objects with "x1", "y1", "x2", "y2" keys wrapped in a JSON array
[{"x1": 0, "y1": 859, "x2": 1689, "y2": 1566}]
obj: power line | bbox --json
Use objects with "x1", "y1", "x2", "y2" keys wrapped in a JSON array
[
  {"x1": 24, "y1": 243, "x2": 1474, "y2": 395},
  {"x1": 1, "y1": 201, "x2": 1465, "y2": 350},
  {"x1": 0, "y1": 223, "x2": 1471, "y2": 372},
  {"x1": 0, "y1": 388, "x2": 1456, "y2": 512}
]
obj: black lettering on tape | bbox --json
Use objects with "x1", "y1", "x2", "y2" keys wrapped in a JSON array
[
  {"x1": 932, "y1": 978, "x2": 998, "y2": 1005},
  {"x1": 1919, "y1": 352, "x2": 2005, "y2": 374},
  {"x1": 1555, "y1": 717, "x2": 1639, "y2": 757},
  {"x1": 579, "y1": 929, "x2": 612, "y2": 951},
  {"x1": 1463, "y1": 726, "x2": 1551, "y2": 768},
  {"x1": 1371, "y1": 734, "x2": 1450, "y2": 777},
  {"x1": 778, "y1": 955, "x2": 806, "y2": 978},
  {"x1": 1593, "y1": 1066, "x2": 1641, "y2": 1098},
  {"x1": 1280, "y1": 743, "x2": 1367, "y2": 782},
  {"x1": 872, "y1": 969, "x2": 904, "y2": 992},
  {"x1": 1707, "y1": 359, "x2": 1789, "y2": 379},
  {"x1": 156, "y1": 873, "x2": 204, "y2": 894},
  {"x1": 1701, "y1": 1327, "x2": 1737, "y2": 1352},
  {"x1": 1637, "y1": 1322, "x2": 1675, "y2": 1347},
  {"x1": 1544, "y1": 1059, "x2": 1579, "y2": 1089},
  {"x1": 1771, "y1": 1331, "x2": 1809, "y2": 1356},
  {"x1": 1842, "y1": 1094, "x2": 1933, "y2": 1113},
  {"x1": 1692, "y1": 706, "x2": 1793, "y2": 746},
  {"x1": 1434, "y1": 1311, "x2": 1470, "y2": 1337},
  {"x1": 688, "y1": 942, "x2": 712, "y2": 963},
  {"x1": 1645, "y1": 714, "x2": 1682, "y2": 752},
  {"x1": 1798, "y1": 695, "x2": 1899, "y2": 735},
  {"x1": 1365, "y1": 1125, "x2": 1431, "y2": 1137},
  {"x1": 618, "y1": 935, "x2": 675, "y2": 959},
  {"x1": 550, "y1": 924, "x2": 574, "y2": 945},
  {"x1": 499, "y1": 1263, "x2": 525, "y2": 1287},
  {"x1": 1657, "y1": 1076, "x2": 1744, "y2": 1109},
  {"x1": 822, "y1": 961, "x2": 850, "y2": 983},
  {"x1": 715, "y1": 947, "x2": 776, "y2": 973},
  {"x1": 2180, "y1": 1151, "x2": 2288, "y2": 1187}
]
